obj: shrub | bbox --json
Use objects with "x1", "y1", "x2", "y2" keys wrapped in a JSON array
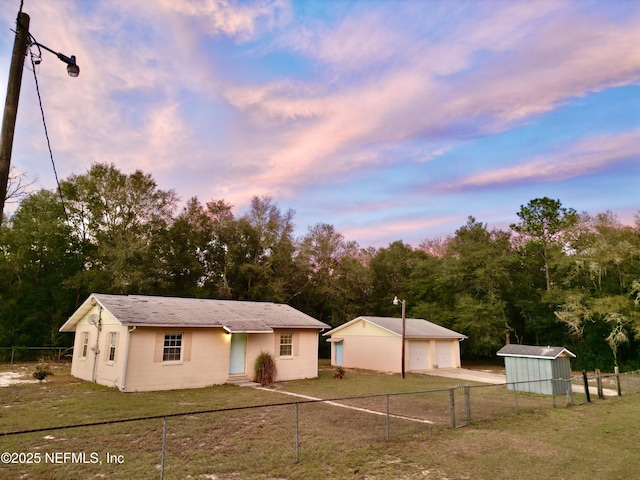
[
  {"x1": 254, "y1": 352, "x2": 277, "y2": 385},
  {"x1": 333, "y1": 366, "x2": 345, "y2": 379},
  {"x1": 33, "y1": 364, "x2": 52, "y2": 381}
]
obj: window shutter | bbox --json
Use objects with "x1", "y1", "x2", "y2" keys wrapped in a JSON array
[
  {"x1": 153, "y1": 332, "x2": 164, "y2": 363},
  {"x1": 293, "y1": 332, "x2": 299, "y2": 357},
  {"x1": 183, "y1": 332, "x2": 192, "y2": 362},
  {"x1": 103, "y1": 332, "x2": 111, "y2": 362}
]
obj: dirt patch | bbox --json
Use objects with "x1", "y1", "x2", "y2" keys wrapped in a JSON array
[{"x1": 0, "y1": 371, "x2": 38, "y2": 387}]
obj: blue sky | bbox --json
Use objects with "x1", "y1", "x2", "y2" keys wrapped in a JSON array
[{"x1": 1, "y1": 0, "x2": 638, "y2": 247}]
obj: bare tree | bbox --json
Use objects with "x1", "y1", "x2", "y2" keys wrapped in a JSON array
[{"x1": 4, "y1": 168, "x2": 36, "y2": 204}]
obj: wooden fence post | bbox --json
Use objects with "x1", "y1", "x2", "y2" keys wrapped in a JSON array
[
  {"x1": 595, "y1": 369, "x2": 604, "y2": 400},
  {"x1": 565, "y1": 379, "x2": 573, "y2": 406},
  {"x1": 582, "y1": 370, "x2": 590, "y2": 403}
]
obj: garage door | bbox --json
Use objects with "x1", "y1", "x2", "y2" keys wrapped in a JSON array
[
  {"x1": 436, "y1": 341, "x2": 454, "y2": 368},
  {"x1": 409, "y1": 340, "x2": 429, "y2": 370}
]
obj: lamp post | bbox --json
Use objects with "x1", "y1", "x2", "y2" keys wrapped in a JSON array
[
  {"x1": 0, "y1": 11, "x2": 79, "y2": 220},
  {"x1": 393, "y1": 296, "x2": 406, "y2": 379}
]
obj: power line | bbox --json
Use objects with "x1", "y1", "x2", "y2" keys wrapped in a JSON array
[{"x1": 28, "y1": 48, "x2": 69, "y2": 223}]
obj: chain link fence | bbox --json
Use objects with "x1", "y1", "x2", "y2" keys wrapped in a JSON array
[
  {"x1": 0, "y1": 346, "x2": 72, "y2": 363},
  {"x1": 1, "y1": 370, "x2": 639, "y2": 479}
]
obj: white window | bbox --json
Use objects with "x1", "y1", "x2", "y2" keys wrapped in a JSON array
[
  {"x1": 108, "y1": 332, "x2": 117, "y2": 362},
  {"x1": 279, "y1": 333, "x2": 293, "y2": 357},
  {"x1": 163, "y1": 333, "x2": 182, "y2": 362},
  {"x1": 81, "y1": 332, "x2": 89, "y2": 358}
]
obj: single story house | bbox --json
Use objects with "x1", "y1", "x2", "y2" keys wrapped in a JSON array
[
  {"x1": 323, "y1": 316, "x2": 467, "y2": 373},
  {"x1": 59, "y1": 293, "x2": 330, "y2": 392},
  {"x1": 497, "y1": 344, "x2": 576, "y2": 395}
]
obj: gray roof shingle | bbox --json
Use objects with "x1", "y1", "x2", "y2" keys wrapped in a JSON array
[
  {"x1": 61, "y1": 294, "x2": 329, "y2": 331},
  {"x1": 325, "y1": 316, "x2": 466, "y2": 339},
  {"x1": 496, "y1": 344, "x2": 576, "y2": 359}
]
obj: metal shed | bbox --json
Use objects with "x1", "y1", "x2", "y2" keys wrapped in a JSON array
[{"x1": 497, "y1": 345, "x2": 576, "y2": 395}]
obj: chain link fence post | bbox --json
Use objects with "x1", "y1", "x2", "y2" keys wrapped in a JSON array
[
  {"x1": 464, "y1": 385, "x2": 470, "y2": 426},
  {"x1": 449, "y1": 387, "x2": 455, "y2": 428},
  {"x1": 386, "y1": 394, "x2": 390, "y2": 441},
  {"x1": 295, "y1": 403, "x2": 300, "y2": 464},
  {"x1": 160, "y1": 416, "x2": 167, "y2": 480}
]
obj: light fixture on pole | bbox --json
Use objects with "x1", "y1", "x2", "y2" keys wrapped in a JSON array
[
  {"x1": 0, "y1": 11, "x2": 79, "y2": 220},
  {"x1": 30, "y1": 41, "x2": 80, "y2": 77},
  {"x1": 393, "y1": 296, "x2": 407, "y2": 379}
]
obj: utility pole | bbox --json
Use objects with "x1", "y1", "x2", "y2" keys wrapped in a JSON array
[
  {"x1": 393, "y1": 296, "x2": 407, "y2": 379},
  {"x1": 0, "y1": 12, "x2": 30, "y2": 221},
  {"x1": 400, "y1": 298, "x2": 406, "y2": 379}
]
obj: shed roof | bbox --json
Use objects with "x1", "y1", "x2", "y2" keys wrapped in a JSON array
[
  {"x1": 324, "y1": 316, "x2": 466, "y2": 339},
  {"x1": 59, "y1": 293, "x2": 330, "y2": 332},
  {"x1": 496, "y1": 344, "x2": 576, "y2": 359}
]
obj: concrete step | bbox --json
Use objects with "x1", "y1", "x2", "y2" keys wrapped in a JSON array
[{"x1": 227, "y1": 375, "x2": 261, "y2": 387}]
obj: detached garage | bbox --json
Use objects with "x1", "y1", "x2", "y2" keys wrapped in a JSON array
[
  {"x1": 324, "y1": 316, "x2": 467, "y2": 374},
  {"x1": 497, "y1": 344, "x2": 576, "y2": 395}
]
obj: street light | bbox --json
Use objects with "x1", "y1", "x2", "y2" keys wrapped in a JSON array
[
  {"x1": 0, "y1": 11, "x2": 79, "y2": 220},
  {"x1": 31, "y1": 41, "x2": 80, "y2": 77},
  {"x1": 393, "y1": 296, "x2": 407, "y2": 379}
]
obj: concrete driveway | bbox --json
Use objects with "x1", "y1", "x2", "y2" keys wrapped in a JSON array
[
  {"x1": 418, "y1": 368, "x2": 506, "y2": 384},
  {"x1": 419, "y1": 367, "x2": 618, "y2": 396}
]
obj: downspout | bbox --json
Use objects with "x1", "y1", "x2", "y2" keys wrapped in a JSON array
[
  {"x1": 120, "y1": 326, "x2": 136, "y2": 391},
  {"x1": 91, "y1": 305, "x2": 102, "y2": 383}
]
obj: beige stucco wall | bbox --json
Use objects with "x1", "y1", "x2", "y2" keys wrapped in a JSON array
[
  {"x1": 328, "y1": 319, "x2": 462, "y2": 372},
  {"x1": 123, "y1": 327, "x2": 231, "y2": 392},
  {"x1": 276, "y1": 329, "x2": 320, "y2": 381},
  {"x1": 70, "y1": 305, "x2": 128, "y2": 389},
  {"x1": 244, "y1": 329, "x2": 320, "y2": 381},
  {"x1": 329, "y1": 319, "x2": 402, "y2": 373},
  {"x1": 340, "y1": 319, "x2": 392, "y2": 337},
  {"x1": 68, "y1": 307, "x2": 322, "y2": 391}
]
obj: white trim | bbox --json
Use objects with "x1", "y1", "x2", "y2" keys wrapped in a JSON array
[{"x1": 162, "y1": 333, "x2": 183, "y2": 362}]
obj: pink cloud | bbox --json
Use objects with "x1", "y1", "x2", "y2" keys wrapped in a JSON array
[
  {"x1": 342, "y1": 214, "x2": 464, "y2": 247},
  {"x1": 156, "y1": 0, "x2": 292, "y2": 42},
  {"x1": 5, "y1": 0, "x2": 639, "y2": 229},
  {"x1": 433, "y1": 130, "x2": 640, "y2": 192},
  {"x1": 214, "y1": 2, "x2": 640, "y2": 200}
]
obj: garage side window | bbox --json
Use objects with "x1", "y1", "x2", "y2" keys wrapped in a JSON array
[
  {"x1": 279, "y1": 333, "x2": 293, "y2": 357},
  {"x1": 163, "y1": 333, "x2": 182, "y2": 361},
  {"x1": 81, "y1": 332, "x2": 90, "y2": 358}
]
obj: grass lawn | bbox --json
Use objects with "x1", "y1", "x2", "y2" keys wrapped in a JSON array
[{"x1": 0, "y1": 362, "x2": 638, "y2": 479}]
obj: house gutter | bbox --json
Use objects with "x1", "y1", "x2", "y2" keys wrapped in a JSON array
[
  {"x1": 90, "y1": 304, "x2": 102, "y2": 383},
  {"x1": 120, "y1": 326, "x2": 136, "y2": 391}
]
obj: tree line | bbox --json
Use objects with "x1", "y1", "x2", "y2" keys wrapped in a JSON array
[{"x1": 1, "y1": 163, "x2": 639, "y2": 369}]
